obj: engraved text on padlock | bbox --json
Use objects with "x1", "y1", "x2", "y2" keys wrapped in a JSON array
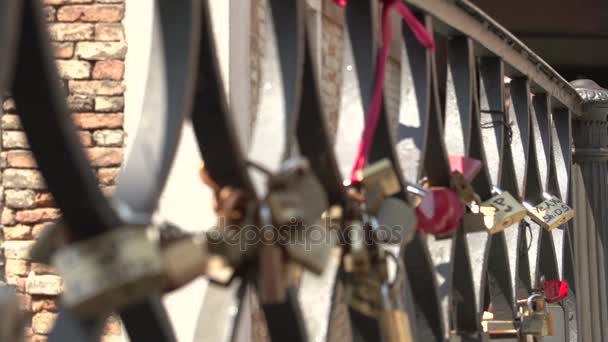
[{"x1": 527, "y1": 195, "x2": 575, "y2": 230}]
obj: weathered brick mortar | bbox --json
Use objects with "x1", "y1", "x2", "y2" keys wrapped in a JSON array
[{"x1": 1, "y1": 0, "x2": 126, "y2": 340}]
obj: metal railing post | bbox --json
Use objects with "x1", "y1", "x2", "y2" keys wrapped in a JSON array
[{"x1": 571, "y1": 79, "x2": 608, "y2": 342}]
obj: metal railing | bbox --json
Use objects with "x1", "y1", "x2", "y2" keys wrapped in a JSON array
[{"x1": 0, "y1": 0, "x2": 602, "y2": 341}]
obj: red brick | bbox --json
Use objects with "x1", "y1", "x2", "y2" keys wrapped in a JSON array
[
  {"x1": 30, "y1": 263, "x2": 59, "y2": 276},
  {"x1": 72, "y1": 113, "x2": 123, "y2": 129},
  {"x1": 92, "y1": 60, "x2": 124, "y2": 80},
  {"x1": 2, "y1": 208, "x2": 16, "y2": 225},
  {"x1": 44, "y1": 0, "x2": 93, "y2": 4},
  {"x1": 97, "y1": 168, "x2": 120, "y2": 185},
  {"x1": 6, "y1": 276, "x2": 27, "y2": 292},
  {"x1": 32, "y1": 223, "x2": 54, "y2": 238},
  {"x1": 34, "y1": 193, "x2": 56, "y2": 208},
  {"x1": 52, "y1": 42, "x2": 74, "y2": 59},
  {"x1": 86, "y1": 148, "x2": 123, "y2": 167},
  {"x1": 57, "y1": 5, "x2": 124, "y2": 22},
  {"x1": 48, "y1": 23, "x2": 94, "y2": 41},
  {"x1": 31, "y1": 335, "x2": 49, "y2": 342},
  {"x1": 79, "y1": 131, "x2": 93, "y2": 147},
  {"x1": 32, "y1": 297, "x2": 59, "y2": 312},
  {"x1": 103, "y1": 316, "x2": 122, "y2": 336},
  {"x1": 5, "y1": 259, "x2": 29, "y2": 277},
  {"x1": 16, "y1": 293, "x2": 32, "y2": 312},
  {"x1": 15, "y1": 209, "x2": 61, "y2": 224},
  {"x1": 3, "y1": 225, "x2": 32, "y2": 240},
  {"x1": 95, "y1": 23, "x2": 124, "y2": 41},
  {"x1": 6, "y1": 151, "x2": 37, "y2": 168},
  {"x1": 32, "y1": 312, "x2": 58, "y2": 334}
]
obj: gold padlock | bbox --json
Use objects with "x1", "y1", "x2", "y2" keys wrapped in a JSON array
[
  {"x1": 52, "y1": 227, "x2": 166, "y2": 318},
  {"x1": 360, "y1": 159, "x2": 402, "y2": 213},
  {"x1": 463, "y1": 191, "x2": 527, "y2": 234},
  {"x1": 379, "y1": 283, "x2": 414, "y2": 342},
  {"x1": 526, "y1": 194, "x2": 575, "y2": 231},
  {"x1": 450, "y1": 171, "x2": 480, "y2": 205}
]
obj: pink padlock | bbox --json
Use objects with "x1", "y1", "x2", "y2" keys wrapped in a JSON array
[
  {"x1": 544, "y1": 280, "x2": 568, "y2": 303},
  {"x1": 415, "y1": 188, "x2": 464, "y2": 236}
]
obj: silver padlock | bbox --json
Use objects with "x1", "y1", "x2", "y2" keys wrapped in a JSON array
[
  {"x1": 374, "y1": 198, "x2": 416, "y2": 245},
  {"x1": 52, "y1": 227, "x2": 165, "y2": 318},
  {"x1": 266, "y1": 158, "x2": 329, "y2": 226},
  {"x1": 284, "y1": 206, "x2": 341, "y2": 274}
]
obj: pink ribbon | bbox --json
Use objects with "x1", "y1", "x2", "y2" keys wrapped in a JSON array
[{"x1": 340, "y1": 0, "x2": 435, "y2": 183}]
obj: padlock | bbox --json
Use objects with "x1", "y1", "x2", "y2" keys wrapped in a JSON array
[
  {"x1": 344, "y1": 274, "x2": 383, "y2": 317},
  {"x1": 450, "y1": 171, "x2": 480, "y2": 206},
  {"x1": 463, "y1": 191, "x2": 526, "y2": 234},
  {"x1": 544, "y1": 280, "x2": 568, "y2": 303},
  {"x1": 347, "y1": 220, "x2": 370, "y2": 274},
  {"x1": 0, "y1": 287, "x2": 24, "y2": 342},
  {"x1": 29, "y1": 221, "x2": 69, "y2": 264},
  {"x1": 162, "y1": 233, "x2": 208, "y2": 290},
  {"x1": 378, "y1": 283, "x2": 414, "y2": 342},
  {"x1": 284, "y1": 206, "x2": 341, "y2": 274},
  {"x1": 482, "y1": 319, "x2": 518, "y2": 337},
  {"x1": 266, "y1": 158, "x2": 329, "y2": 226},
  {"x1": 516, "y1": 294, "x2": 553, "y2": 337},
  {"x1": 526, "y1": 194, "x2": 575, "y2": 231},
  {"x1": 415, "y1": 188, "x2": 464, "y2": 236},
  {"x1": 52, "y1": 227, "x2": 166, "y2": 318},
  {"x1": 449, "y1": 155, "x2": 482, "y2": 204},
  {"x1": 374, "y1": 198, "x2": 416, "y2": 245},
  {"x1": 360, "y1": 159, "x2": 402, "y2": 213}
]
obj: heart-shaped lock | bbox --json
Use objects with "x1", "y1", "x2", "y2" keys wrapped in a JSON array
[
  {"x1": 415, "y1": 188, "x2": 464, "y2": 236},
  {"x1": 544, "y1": 280, "x2": 568, "y2": 303}
]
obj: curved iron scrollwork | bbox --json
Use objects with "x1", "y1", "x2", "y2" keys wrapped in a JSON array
[{"x1": 0, "y1": 0, "x2": 581, "y2": 341}]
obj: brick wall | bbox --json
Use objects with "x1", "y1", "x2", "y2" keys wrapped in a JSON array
[{"x1": 1, "y1": 0, "x2": 126, "y2": 341}]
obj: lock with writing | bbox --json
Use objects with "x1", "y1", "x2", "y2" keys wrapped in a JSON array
[
  {"x1": 463, "y1": 187, "x2": 527, "y2": 234},
  {"x1": 525, "y1": 193, "x2": 575, "y2": 231}
]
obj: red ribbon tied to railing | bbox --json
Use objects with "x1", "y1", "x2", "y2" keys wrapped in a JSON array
[
  {"x1": 340, "y1": 0, "x2": 435, "y2": 184},
  {"x1": 544, "y1": 280, "x2": 569, "y2": 303}
]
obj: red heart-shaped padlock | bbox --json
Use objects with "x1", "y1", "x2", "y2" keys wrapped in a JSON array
[
  {"x1": 415, "y1": 188, "x2": 464, "y2": 237},
  {"x1": 544, "y1": 280, "x2": 568, "y2": 303},
  {"x1": 333, "y1": 0, "x2": 347, "y2": 7}
]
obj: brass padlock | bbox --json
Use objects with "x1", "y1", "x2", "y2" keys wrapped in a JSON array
[
  {"x1": 266, "y1": 158, "x2": 328, "y2": 226},
  {"x1": 526, "y1": 194, "x2": 575, "y2": 231},
  {"x1": 344, "y1": 275, "x2": 383, "y2": 318},
  {"x1": 379, "y1": 283, "x2": 414, "y2": 342},
  {"x1": 52, "y1": 227, "x2": 166, "y2": 318},
  {"x1": 284, "y1": 206, "x2": 341, "y2": 274},
  {"x1": 463, "y1": 191, "x2": 526, "y2": 234},
  {"x1": 360, "y1": 159, "x2": 402, "y2": 213},
  {"x1": 517, "y1": 294, "x2": 553, "y2": 337},
  {"x1": 450, "y1": 171, "x2": 480, "y2": 205},
  {"x1": 0, "y1": 287, "x2": 24, "y2": 342},
  {"x1": 29, "y1": 221, "x2": 69, "y2": 264}
]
